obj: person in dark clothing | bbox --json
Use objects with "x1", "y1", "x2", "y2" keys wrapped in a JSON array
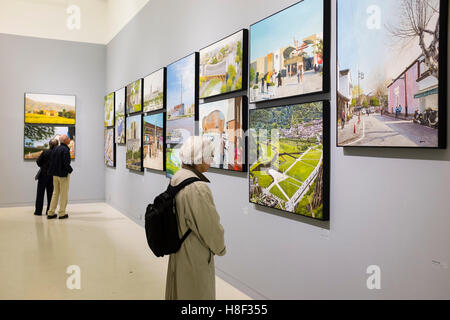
[
  {"x1": 34, "y1": 139, "x2": 59, "y2": 216},
  {"x1": 47, "y1": 135, "x2": 73, "y2": 220}
]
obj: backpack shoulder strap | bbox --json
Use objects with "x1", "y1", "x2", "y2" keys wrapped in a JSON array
[{"x1": 167, "y1": 177, "x2": 201, "y2": 197}]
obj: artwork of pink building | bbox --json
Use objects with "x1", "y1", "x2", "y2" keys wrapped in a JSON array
[
  {"x1": 387, "y1": 58, "x2": 420, "y2": 115},
  {"x1": 387, "y1": 55, "x2": 439, "y2": 116}
]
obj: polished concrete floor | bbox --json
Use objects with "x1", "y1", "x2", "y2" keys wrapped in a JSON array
[{"x1": 0, "y1": 203, "x2": 251, "y2": 300}]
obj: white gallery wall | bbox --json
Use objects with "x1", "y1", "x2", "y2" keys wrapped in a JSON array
[
  {"x1": 0, "y1": 33, "x2": 106, "y2": 206},
  {"x1": 105, "y1": 0, "x2": 450, "y2": 299}
]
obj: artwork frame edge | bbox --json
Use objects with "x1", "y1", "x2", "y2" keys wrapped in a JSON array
[
  {"x1": 248, "y1": 99, "x2": 330, "y2": 222},
  {"x1": 199, "y1": 28, "x2": 249, "y2": 101},
  {"x1": 335, "y1": 0, "x2": 448, "y2": 149},
  {"x1": 248, "y1": 0, "x2": 331, "y2": 105}
]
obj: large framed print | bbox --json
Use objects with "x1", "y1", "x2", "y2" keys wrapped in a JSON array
[
  {"x1": 115, "y1": 87, "x2": 126, "y2": 144},
  {"x1": 337, "y1": 0, "x2": 447, "y2": 148},
  {"x1": 126, "y1": 79, "x2": 143, "y2": 115},
  {"x1": 166, "y1": 53, "x2": 199, "y2": 177},
  {"x1": 249, "y1": 101, "x2": 330, "y2": 221},
  {"x1": 25, "y1": 93, "x2": 76, "y2": 125},
  {"x1": 143, "y1": 68, "x2": 166, "y2": 113},
  {"x1": 104, "y1": 92, "x2": 115, "y2": 127},
  {"x1": 24, "y1": 124, "x2": 76, "y2": 160},
  {"x1": 199, "y1": 29, "x2": 248, "y2": 99},
  {"x1": 104, "y1": 128, "x2": 115, "y2": 167},
  {"x1": 126, "y1": 114, "x2": 143, "y2": 172},
  {"x1": 249, "y1": 0, "x2": 330, "y2": 103},
  {"x1": 143, "y1": 112, "x2": 165, "y2": 171},
  {"x1": 199, "y1": 97, "x2": 247, "y2": 172}
]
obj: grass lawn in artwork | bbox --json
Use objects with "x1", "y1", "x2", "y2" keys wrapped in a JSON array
[
  {"x1": 25, "y1": 93, "x2": 76, "y2": 125},
  {"x1": 126, "y1": 115, "x2": 142, "y2": 171},
  {"x1": 24, "y1": 125, "x2": 75, "y2": 159},
  {"x1": 249, "y1": 102, "x2": 325, "y2": 220}
]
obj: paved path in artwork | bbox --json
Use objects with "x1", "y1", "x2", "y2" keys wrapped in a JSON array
[{"x1": 340, "y1": 114, "x2": 438, "y2": 147}]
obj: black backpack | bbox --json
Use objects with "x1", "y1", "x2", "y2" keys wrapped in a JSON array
[{"x1": 144, "y1": 177, "x2": 201, "y2": 257}]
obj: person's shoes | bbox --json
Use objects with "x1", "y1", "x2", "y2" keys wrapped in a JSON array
[
  {"x1": 34, "y1": 212, "x2": 42, "y2": 216},
  {"x1": 59, "y1": 215, "x2": 69, "y2": 220},
  {"x1": 47, "y1": 215, "x2": 57, "y2": 220}
]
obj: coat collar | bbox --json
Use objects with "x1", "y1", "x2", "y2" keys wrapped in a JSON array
[{"x1": 182, "y1": 164, "x2": 210, "y2": 183}]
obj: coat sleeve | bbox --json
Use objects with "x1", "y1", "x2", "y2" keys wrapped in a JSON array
[
  {"x1": 64, "y1": 148, "x2": 73, "y2": 174},
  {"x1": 185, "y1": 183, "x2": 226, "y2": 256}
]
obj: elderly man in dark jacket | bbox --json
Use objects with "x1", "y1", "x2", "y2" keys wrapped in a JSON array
[
  {"x1": 34, "y1": 139, "x2": 59, "y2": 216},
  {"x1": 47, "y1": 135, "x2": 73, "y2": 220}
]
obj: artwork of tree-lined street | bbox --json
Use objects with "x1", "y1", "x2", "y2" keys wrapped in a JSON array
[
  {"x1": 337, "y1": 0, "x2": 441, "y2": 147},
  {"x1": 249, "y1": 102, "x2": 325, "y2": 220}
]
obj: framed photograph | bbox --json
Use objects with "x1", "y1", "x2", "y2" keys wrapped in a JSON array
[
  {"x1": 337, "y1": 0, "x2": 447, "y2": 148},
  {"x1": 143, "y1": 112, "x2": 165, "y2": 171},
  {"x1": 104, "y1": 127, "x2": 115, "y2": 167},
  {"x1": 166, "y1": 53, "x2": 199, "y2": 177},
  {"x1": 199, "y1": 96, "x2": 247, "y2": 172},
  {"x1": 249, "y1": 0, "x2": 330, "y2": 103},
  {"x1": 199, "y1": 29, "x2": 248, "y2": 99},
  {"x1": 126, "y1": 79, "x2": 143, "y2": 115},
  {"x1": 24, "y1": 124, "x2": 76, "y2": 160},
  {"x1": 249, "y1": 101, "x2": 330, "y2": 221},
  {"x1": 115, "y1": 87, "x2": 126, "y2": 144},
  {"x1": 25, "y1": 93, "x2": 76, "y2": 125},
  {"x1": 126, "y1": 114, "x2": 143, "y2": 172},
  {"x1": 104, "y1": 92, "x2": 115, "y2": 127},
  {"x1": 143, "y1": 68, "x2": 166, "y2": 113}
]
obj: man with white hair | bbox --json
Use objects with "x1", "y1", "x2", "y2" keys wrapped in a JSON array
[
  {"x1": 47, "y1": 134, "x2": 73, "y2": 220},
  {"x1": 165, "y1": 136, "x2": 226, "y2": 300}
]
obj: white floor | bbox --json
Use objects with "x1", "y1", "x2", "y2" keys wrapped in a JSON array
[{"x1": 0, "y1": 203, "x2": 251, "y2": 300}]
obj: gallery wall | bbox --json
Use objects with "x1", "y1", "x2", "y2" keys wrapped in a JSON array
[
  {"x1": 105, "y1": 0, "x2": 450, "y2": 299},
  {"x1": 0, "y1": 33, "x2": 106, "y2": 206}
]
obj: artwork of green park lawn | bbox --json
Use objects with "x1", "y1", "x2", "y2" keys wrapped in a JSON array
[
  {"x1": 295, "y1": 175, "x2": 323, "y2": 219},
  {"x1": 278, "y1": 179, "x2": 301, "y2": 199},
  {"x1": 201, "y1": 78, "x2": 222, "y2": 98},
  {"x1": 270, "y1": 185, "x2": 288, "y2": 202},
  {"x1": 251, "y1": 170, "x2": 274, "y2": 189}
]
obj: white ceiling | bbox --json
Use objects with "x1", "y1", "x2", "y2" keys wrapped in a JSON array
[{"x1": 0, "y1": 0, "x2": 150, "y2": 44}]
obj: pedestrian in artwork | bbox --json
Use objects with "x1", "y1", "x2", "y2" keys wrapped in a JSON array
[
  {"x1": 277, "y1": 71, "x2": 282, "y2": 87},
  {"x1": 261, "y1": 75, "x2": 265, "y2": 94},
  {"x1": 266, "y1": 73, "x2": 270, "y2": 92},
  {"x1": 341, "y1": 110, "x2": 346, "y2": 130}
]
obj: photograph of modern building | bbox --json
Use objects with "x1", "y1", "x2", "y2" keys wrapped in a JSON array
[
  {"x1": 143, "y1": 113, "x2": 164, "y2": 171},
  {"x1": 143, "y1": 68, "x2": 165, "y2": 112},
  {"x1": 199, "y1": 30, "x2": 245, "y2": 98},
  {"x1": 199, "y1": 97, "x2": 245, "y2": 171},
  {"x1": 337, "y1": 0, "x2": 441, "y2": 147},
  {"x1": 126, "y1": 115, "x2": 142, "y2": 171},
  {"x1": 115, "y1": 87, "x2": 126, "y2": 144},
  {"x1": 250, "y1": 0, "x2": 324, "y2": 102}
]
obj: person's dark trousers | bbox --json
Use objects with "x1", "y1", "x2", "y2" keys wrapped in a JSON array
[{"x1": 34, "y1": 175, "x2": 54, "y2": 215}]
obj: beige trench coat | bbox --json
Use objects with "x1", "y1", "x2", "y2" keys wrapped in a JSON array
[{"x1": 165, "y1": 167, "x2": 226, "y2": 300}]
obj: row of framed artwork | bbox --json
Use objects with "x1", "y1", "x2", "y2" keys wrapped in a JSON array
[{"x1": 102, "y1": 0, "x2": 447, "y2": 222}]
